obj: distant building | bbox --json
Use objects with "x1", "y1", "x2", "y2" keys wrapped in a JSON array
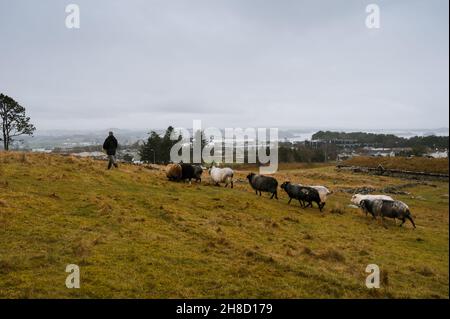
[
  {"x1": 337, "y1": 152, "x2": 359, "y2": 161},
  {"x1": 118, "y1": 149, "x2": 141, "y2": 162},
  {"x1": 71, "y1": 151, "x2": 107, "y2": 159},
  {"x1": 360, "y1": 147, "x2": 395, "y2": 157},
  {"x1": 306, "y1": 138, "x2": 359, "y2": 149},
  {"x1": 31, "y1": 148, "x2": 53, "y2": 153},
  {"x1": 425, "y1": 150, "x2": 448, "y2": 159}
]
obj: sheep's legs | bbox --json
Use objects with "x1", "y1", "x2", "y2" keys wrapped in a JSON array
[
  {"x1": 376, "y1": 217, "x2": 383, "y2": 227},
  {"x1": 288, "y1": 198, "x2": 292, "y2": 204},
  {"x1": 407, "y1": 216, "x2": 416, "y2": 228},
  {"x1": 225, "y1": 181, "x2": 233, "y2": 188},
  {"x1": 381, "y1": 217, "x2": 388, "y2": 228},
  {"x1": 401, "y1": 216, "x2": 416, "y2": 228},
  {"x1": 318, "y1": 202, "x2": 325, "y2": 212}
]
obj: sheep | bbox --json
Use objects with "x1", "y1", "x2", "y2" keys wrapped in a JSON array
[
  {"x1": 300, "y1": 187, "x2": 324, "y2": 211},
  {"x1": 299, "y1": 184, "x2": 331, "y2": 209},
  {"x1": 180, "y1": 163, "x2": 196, "y2": 182},
  {"x1": 208, "y1": 166, "x2": 234, "y2": 188},
  {"x1": 247, "y1": 173, "x2": 278, "y2": 199},
  {"x1": 351, "y1": 194, "x2": 394, "y2": 206},
  {"x1": 192, "y1": 165, "x2": 204, "y2": 182},
  {"x1": 280, "y1": 182, "x2": 304, "y2": 207},
  {"x1": 310, "y1": 186, "x2": 331, "y2": 204},
  {"x1": 360, "y1": 199, "x2": 416, "y2": 228},
  {"x1": 165, "y1": 163, "x2": 182, "y2": 181},
  {"x1": 281, "y1": 182, "x2": 324, "y2": 211}
]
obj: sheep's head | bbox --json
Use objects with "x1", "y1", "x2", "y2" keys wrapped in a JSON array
[
  {"x1": 351, "y1": 194, "x2": 362, "y2": 205},
  {"x1": 280, "y1": 181, "x2": 290, "y2": 190},
  {"x1": 246, "y1": 173, "x2": 255, "y2": 181}
]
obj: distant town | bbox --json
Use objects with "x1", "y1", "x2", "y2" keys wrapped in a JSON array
[{"x1": 8, "y1": 128, "x2": 449, "y2": 164}]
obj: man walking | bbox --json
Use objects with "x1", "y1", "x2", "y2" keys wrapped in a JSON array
[{"x1": 103, "y1": 131, "x2": 119, "y2": 169}]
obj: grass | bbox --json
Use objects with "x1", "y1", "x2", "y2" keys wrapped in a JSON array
[
  {"x1": 0, "y1": 152, "x2": 448, "y2": 298},
  {"x1": 343, "y1": 156, "x2": 449, "y2": 174}
]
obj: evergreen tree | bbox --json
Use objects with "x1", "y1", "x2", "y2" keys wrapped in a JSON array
[
  {"x1": 0, "y1": 93, "x2": 36, "y2": 150},
  {"x1": 140, "y1": 126, "x2": 182, "y2": 164},
  {"x1": 190, "y1": 129, "x2": 208, "y2": 164},
  {"x1": 139, "y1": 131, "x2": 162, "y2": 163}
]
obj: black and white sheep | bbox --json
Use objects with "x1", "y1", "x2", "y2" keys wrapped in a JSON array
[
  {"x1": 309, "y1": 185, "x2": 331, "y2": 204},
  {"x1": 192, "y1": 165, "x2": 204, "y2": 183},
  {"x1": 351, "y1": 194, "x2": 394, "y2": 206},
  {"x1": 298, "y1": 183, "x2": 331, "y2": 209},
  {"x1": 247, "y1": 173, "x2": 278, "y2": 199},
  {"x1": 280, "y1": 182, "x2": 324, "y2": 211},
  {"x1": 360, "y1": 199, "x2": 416, "y2": 228}
]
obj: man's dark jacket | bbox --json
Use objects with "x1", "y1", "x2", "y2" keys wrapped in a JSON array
[{"x1": 103, "y1": 136, "x2": 118, "y2": 155}]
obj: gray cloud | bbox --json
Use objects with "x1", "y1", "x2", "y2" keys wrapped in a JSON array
[{"x1": 0, "y1": 0, "x2": 448, "y2": 131}]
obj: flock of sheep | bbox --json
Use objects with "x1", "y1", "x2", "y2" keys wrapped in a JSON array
[{"x1": 165, "y1": 163, "x2": 416, "y2": 229}]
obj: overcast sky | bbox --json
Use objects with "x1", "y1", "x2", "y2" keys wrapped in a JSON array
[{"x1": 0, "y1": 0, "x2": 448, "y2": 131}]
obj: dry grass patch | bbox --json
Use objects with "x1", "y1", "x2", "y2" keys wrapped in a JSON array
[
  {"x1": 0, "y1": 152, "x2": 448, "y2": 298},
  {"x1": 344, "y1": 156, "x2": 449, "y2": 174}
]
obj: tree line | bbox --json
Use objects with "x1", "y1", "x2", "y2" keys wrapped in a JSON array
[
  {"x1": 312, "y1": 131, "x2": 449, "y2": 149},
  {"x1": 139, "y1": 127, "x2": 336, "y2": 164},
  {"x1": 139, "y1": 126, "x2": 209, "y2": 164}
]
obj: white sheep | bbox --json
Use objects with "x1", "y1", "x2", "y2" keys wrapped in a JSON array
[
  {"x1": 209, "y1": 167, "x2": 234, "y2": 188},
  {"x1": 351, "y1": 194, "x2": 394, "y2": 206}
]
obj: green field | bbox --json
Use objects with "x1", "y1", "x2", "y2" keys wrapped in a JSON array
[{"x1": 0, "y1": 152, "x2": 448, "y2": 298}]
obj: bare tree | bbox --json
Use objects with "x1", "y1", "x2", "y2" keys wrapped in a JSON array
[{"x1": 0, "y1": 93, "x2": 36, "y2": 150}]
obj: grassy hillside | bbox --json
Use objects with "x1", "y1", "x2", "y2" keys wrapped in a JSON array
[
  {"x1": 0, "y1": 152, "x2": 448, "y2": 298},
  {"x1": 343, "y1": 156, "x2": 449, "y2": 174}
]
